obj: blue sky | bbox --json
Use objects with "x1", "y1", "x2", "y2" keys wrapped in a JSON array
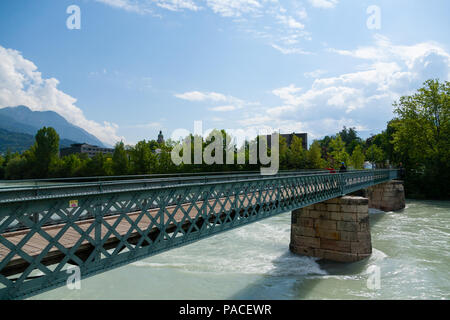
[{"x1": 0, "y1": 0, "x2": 449, "y2": 146}]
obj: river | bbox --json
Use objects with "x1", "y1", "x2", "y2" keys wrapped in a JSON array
[{"x1": 29, "y1": 199, "x2": 450, "y2": 300}]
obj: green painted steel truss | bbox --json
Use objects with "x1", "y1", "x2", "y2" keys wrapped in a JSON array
[{"x1": 0, "y1": 169, "x2": 398, "y2": 299}]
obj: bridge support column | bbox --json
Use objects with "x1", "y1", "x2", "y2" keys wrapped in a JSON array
[
  {"x1": 367, "y1": 180, "x2": 405, "y2": 212},
  {"x1": 290, "y1": 196, "x2": 371, "y2": 262}
]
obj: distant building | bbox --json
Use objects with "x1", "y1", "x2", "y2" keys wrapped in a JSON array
[
  {"x1": 157, "y1": 130, "x2": 164, "y2": 144},
  {"x1": 266, "y1": 133, "x2": 308, "y2": 150},
  {"x1": 60, "y1": 143, "x2": 114, "y2": 158}
]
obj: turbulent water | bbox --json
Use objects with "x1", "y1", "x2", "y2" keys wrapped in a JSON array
[{"x1": 30, "y1": 199, "x2": 450, "y2": 300}]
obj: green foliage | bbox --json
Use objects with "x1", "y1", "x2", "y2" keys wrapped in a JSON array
[
  {"x1": 49, "y1": 154, "x2": 84, "y2": 178},
  {"x1": 0, "y1": 155, "x2": 4, "y2": 179},
  {"x1": 82, "y1": 153, "x2": 108, "y2": 177},
  {"x1": 129, "y1": 140, "x2": 153, "y2": 174},
  {"x1": 392, "y1": 79, "x2": 450, "y2": 199},
  {"x1": 30, "y1": 127, "x2": 60, "y2": 178},
  {"x1": 350, "y1": 145, "x2": 365, "y2": 169},
  {"x1": 112, "y1": 141, "x2": 129, "y2": 175},
  {"x1": 366, "y1": 144, "x2": 385, "y2": 164},
  {"x1": 5, "y1": 155, "x2": 29, "y2": 179},
  {"x1": 329, "y1": 135, "x2": 350, "y2": 168},
  {"x1": 278, "y1": 135, "x2": 288, "y2": 168},
  {"x1": 287, "y1": 136, "x2": 306, "y2": 169},
  {"x1": 339, "y1": 127, "x2": 363, "y2": 154},
  {"x1": 306, "y1": 141, "x2": 325, "y2": 169}
]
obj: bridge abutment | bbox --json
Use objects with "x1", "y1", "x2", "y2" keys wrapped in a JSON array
[
  {"x1": 367, "y1": 180, "x2": 405, "y2": 212},
  {"x1": 290, "y1": 196, "x2": 371, "y2": 262}
]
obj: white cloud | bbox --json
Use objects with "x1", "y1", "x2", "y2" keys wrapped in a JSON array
[
  {"x1": 308, "y1": 0, "x2": 339, "y2": 9},
  {"x1": 155, "y1": 0, "x2": 201, "y2": 12},
  {"x1": 0, "y1": 45, "x2": 123, "y2": 145},
  {"x1": 209, "y1": 105, "x2": 238, "y2": 112},
  {"x1": 239, "y1": 35, "x2": 450, "y2": 138},
  {"x1": 95, "y1": 0, "x2": 312, "y2": 56},
  {"x1": 129, "y1": 122, "x2": 162, "y2": 128},
  {"x1": 174, "y1": 90, "x2": 255, "y2": 107},
  {"x1": 175, "y1": 90, "x2": 260, "y2": 117},
  {"x1": 296, "y1": 7, "x2": 308, "y2": 20},
  {"x1": 96, "y1": 0, "x2": 201, "y2": 14},
  {"x1": 271, "y1": 44, "x2": 312, "y2": 55},
  {"x1": 276, "y1": 14, "x2": 305, "y2": 29},
  {"x1": 95, "y1": 0, "x2": 153, "y2": 14},
  {"x1": 206, "y1": 0, "x2": 262, "y2": 17},
  {"x1": 330, "y1": 34, "x2": 450, "y2": 69},
  {"x1": 174, "y1": 91, "x2": 228, "y2": 102},
  {"x1": 304, "y1": 69, "x2": 327, "y2": 78},
  {"x1": 272, "y1": 84, "x2": 303, "y2": 105}
]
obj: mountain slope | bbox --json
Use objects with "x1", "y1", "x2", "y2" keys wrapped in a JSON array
[
  {"x1": 0, "y1": 128, "x2": 78, "y2": 154},
  {"x1": 0, "y1": 106, "x2": 105, "y2": 147}
]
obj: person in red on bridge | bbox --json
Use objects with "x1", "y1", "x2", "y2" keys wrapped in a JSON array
[{"x1": 326, "y1": 167, "x2": 336, "y2": 173}]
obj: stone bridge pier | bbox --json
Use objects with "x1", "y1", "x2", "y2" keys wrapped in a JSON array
[
  {"x1": 367, "y1": 180, "x2": 405, "y2": 212},
  {"x1": 290, "y1": 180, "x2": 405, "y2": 262}
]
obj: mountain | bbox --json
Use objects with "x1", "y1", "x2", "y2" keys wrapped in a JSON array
[
  {"x1": 0, "y1": 106, "x2": 106, "y2": 147},
  {"x1": 0, "y1": 128, "x2": 79, "y2": 154}
]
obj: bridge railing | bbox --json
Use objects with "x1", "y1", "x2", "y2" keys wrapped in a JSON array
[{"x1": 0, "y1": 169, "x2": 398, "y2": 299}]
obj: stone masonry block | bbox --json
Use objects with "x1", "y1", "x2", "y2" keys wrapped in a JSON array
[
  {"x1": 315, "y1": 228, "x2": 341, "y2": 241},
  {"x1": 339, "y1": 204, "x2": 359, "y2": 213},
  {"x1": 298, "y1": 217, "x2": 314, "y2": 228},
  {"x1": 320, "y1": 238, "x2": 351, "y2": 252},
  {"x1": 314, "y1": 220, "x2": 337, "y2": 230},
  {"x1": 337, "y1": 221, "x2": 359, "y2": 232},
  {"x1": 351, "y1": 241, "x2": 372, "y2": 254},
  {"x1": 330, "y1": 211, "x2": 357, "y2": 222},
  {"x1": 293, "y1": 235, "x2": 320, "y2": 248}
]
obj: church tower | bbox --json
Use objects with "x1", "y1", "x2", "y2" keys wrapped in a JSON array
[{"x1": 157, "y1": 130, "x2": 164, "y2": 144}]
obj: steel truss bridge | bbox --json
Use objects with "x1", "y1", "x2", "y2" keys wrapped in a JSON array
[{"x1": 0, "y1": 169, "x2": 399, "y2": 299}]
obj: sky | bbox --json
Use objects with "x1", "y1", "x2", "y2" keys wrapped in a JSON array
[{"x1": 0, "y1": 0, "x2": 449, "y2": 146}]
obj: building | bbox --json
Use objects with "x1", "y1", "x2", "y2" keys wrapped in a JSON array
[
  {"x1": 266, "y1": 132, "x2": 308, "y2": 150},
  {"x1": 60, "y1": 143, "x2": 114, "y2": 158},
  {"x1": 157, "y1": 130, "x2": 164, "y2": 144}
]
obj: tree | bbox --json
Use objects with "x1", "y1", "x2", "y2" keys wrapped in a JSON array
[
  {"x1": 30, "y1": 127, "x2": 60, "y2": 178},
  {"x1": 287, "y1": 136, "x2": 306, "y2": 169},
  {"x1": 366, "y1": 144, "x2": 384, "y2": 164},
  {"x1": 49, "y1": 154, "x2": 84, "y2": 178},
  {"x1": 350, "y1": 145, "x2": 365, "y2": 169},
  {"x1": 112, "y1": 141, "x2": 129, "y2": 175},
  {"x1": 339, "y1": 126, "x2": 363, "y2": 154},
  {"x1": 81, "y1": 153, "x2": 108, "y2": 176},
  {"x1": 329, "y1": 135, "x2": 350, "y2": 168},
  {"x1": 306, "y1": 140, "x2": 325, "y2": 169},
  {"x1": 278, "y1": 136, "x2": 288, "y2": 169},
  {"x1": 392, "y1": 79, "x2": 450, "y2": 198},
  {"x1": 5, "y1": 156, "x2": 28, "y2": 179},
  {"x1": 129, "y1": 140, "x2": 152, "y2": 174},
  {"x1": 0, "y1": 155, "x2": 4, "y2": 179},
  {"x1": 366, "y1": 120, "x2": 399, "y2": 164}
]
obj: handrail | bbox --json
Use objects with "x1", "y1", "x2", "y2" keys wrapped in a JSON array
[{"x1": 0, "y1": 170, "x2": 399, "y2": 203}]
